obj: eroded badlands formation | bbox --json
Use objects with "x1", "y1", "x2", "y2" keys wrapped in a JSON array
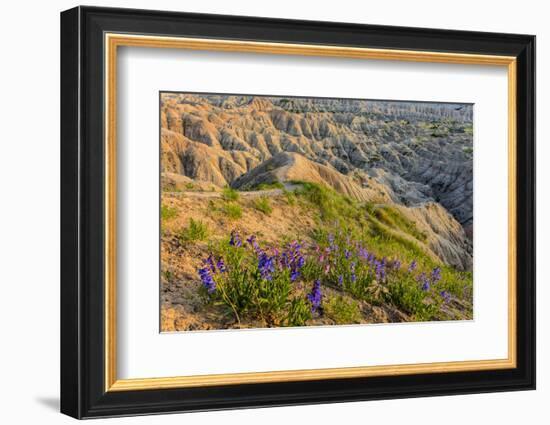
[{"x1": 161, "y1": 94, "x2": 473, "y2": 270}]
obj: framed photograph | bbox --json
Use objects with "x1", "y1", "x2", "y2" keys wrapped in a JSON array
[{"x1": 60, "y1": 6, "x2": 535, "y2": 419}]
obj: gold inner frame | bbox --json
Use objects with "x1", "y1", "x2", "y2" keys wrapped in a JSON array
[{"x1": 104, "y1": 33, "x2": 517, "y2": 392}]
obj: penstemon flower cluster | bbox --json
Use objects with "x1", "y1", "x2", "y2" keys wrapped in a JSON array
[
  {"x1": 307, "y1": 280, "x2": 322, "y2": 313},
  {"x1": 196, "y1": 229, "x2": 455, "y2": 325},
  {"x1": 197, "y1": 231, "x2": 315, "y2": 325}
]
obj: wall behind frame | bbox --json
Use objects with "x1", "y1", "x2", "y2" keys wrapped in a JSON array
[{"x1": 0, "y1": 1, "x2": 544, "y2": 424}]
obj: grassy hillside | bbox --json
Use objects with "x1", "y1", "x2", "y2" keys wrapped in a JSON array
[{"x1": 160, "y1": 183, "x2": 473, "y2": 331}]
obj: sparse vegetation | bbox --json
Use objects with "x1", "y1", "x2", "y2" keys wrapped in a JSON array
[
  {"x1": 250, "y1": 181, "x2": 285, "y2": 191},
  {"x1": 253, "y1": 197, "x2": 273, "y2": 215},
  {"x1": 294, "y1": 181, "x2": 359, "y2": 222},
  {"x1": 324, "y1": 296, "x2": 362, "y2": 324},
  {"x1": 371, "y1": 205, "x2": 427, "y2": 241},
  {"x1": 161, "y1": 204, "x2": 178, "y2": 221},
  {"x1": 177, "y1": 218, "x2": 209, "y2": 242},
  {"x1": 222, "y1": 186, "x2": 240, "y2": 201},
  {"x1": 283, "y1": 190, "x2": 297, "y2": 206},
  {"x1": 221, "y1": 203, "x2": 243, "y2": 220},
  {"x1": 162, "y1": 269, "x2": 174, "y2": 282},
  {"x1": 284, "y1": 297, "x2": 312, "y2": 326},
  {"x1": 388, "y1": 277, "x2": 438, "y2": 322}
]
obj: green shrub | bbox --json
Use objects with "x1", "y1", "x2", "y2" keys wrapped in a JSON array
[
  {"x1": 162, "y1": 269, "x2": 174, "y2": 282},
  {"x1": 222, "y1": 203, "x2": 242, "y2": 220},
  {"x1": 253, "y1": 197, "x2": 273, "y2": 215},
  {"x1": 164, "y1": 185, "x2": 181, "y2": 193},
  {"x1": 324, "y1": 296, "x2": 362, "y2": 324},
  {"x1": 388, "y1": 277, "x2": 437, "y2": 321},
  {"x1": 222, "y1": 187, "x2": 240, "y2": 201},
  {"x1": 364, "y1": 280, "x2": 390, "y2": 305},
  {"x1": 438, "y1": 271, "x2": 473, "y2": 299},
  {"x1": 177, "y1": 218, "x2": 209, "y2": 242},
  {"x1": 161, "y1": 204, "x2": 178, "y2": 221},
  {"x1": 253, "y1": 181, "x2": 284, "y2": 191},
  {"x1": 283, "y1": 297, "x2": 312, "y2": 327},
  {"x1": 284, "y1": 190, "x2": 297, "y2": 206}
]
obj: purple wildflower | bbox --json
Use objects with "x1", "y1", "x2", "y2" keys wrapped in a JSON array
[
  {"x1": 417, "y1": 272, "x2": 430, "y2": 291},
  {"x1": 198, "y1": 267, "x2": 216, "y2": 293},
  {"x1": 327, "y1": 233, "x2": 338, "y2": 252},
  {"x1": 280, "y1": 241, "x2": 305, "y2": 281},
  {"x1": 344, "y1": 249, "x2": 351, "y2": 260},
  {"x1": 431, "y1": 267, "x2": 442, "y2": 284},
  {"x1": 229, "y1": 231, "x2": 242, "y2": 247},
  {"x1": 292, "y1": 241, "x2": 302, "y2": 250},
  {"x1": 307, "y1": 280, "x2": 323, "y2": 313},
  {"x1": 216, "y1": 257, "x2": 226, "y2": 273},
  {"x1": 246, "y1": 235, "x2": 263, "y2": 253},
  {"x1": 338, "y1": 275, "x2": 344, "y2": 286},
  {"x1": 258, "y1": 252, "x2": 275, "y2": 281},
  {"x1": 349, "y1": 261, "x2": 357, "y2": 283},
  {"x1": 375, "y1": 260, "x2": 386, "y2": 282},
  {"x1": 280, "y1": 250, "x2": 289, "y2": 269},
  {"x1": 203, "y1": 255, "x2": 216, "y2": 273},
  {"x1": 440, "y1": 290, "x2": 451, "y2": 303},
  {"x1": 408, "y1": 260, "x2": 417, "y2": 273},
  {"x1": 368, "y1": 253, "x2": 376, "y2": 266}
]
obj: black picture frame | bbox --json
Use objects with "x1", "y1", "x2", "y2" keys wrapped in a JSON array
[{"x1": 61, "y1": 5, "x2": 535, "y2": 419}]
